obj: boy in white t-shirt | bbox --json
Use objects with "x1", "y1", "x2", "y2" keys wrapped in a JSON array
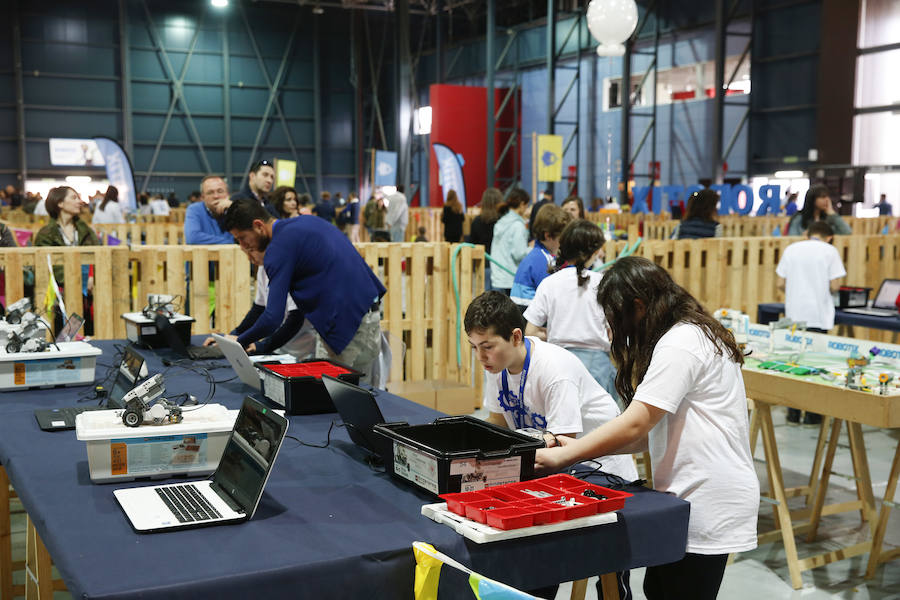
[
  {"x1": 776, "y1": 221, "x2": 845, "y2": 424},
  {"x1": 466, "y1": 290, "x2": 637, "y2": 600},
  {"x1": 464, "y1": 291, "x2": 636, "y2": 481}
]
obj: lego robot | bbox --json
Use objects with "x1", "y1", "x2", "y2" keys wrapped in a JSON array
[{"x1": 120, "y1": 374, "x2": 184, "y2": 427}]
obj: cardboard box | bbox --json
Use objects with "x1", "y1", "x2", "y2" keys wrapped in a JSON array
[{"x1": 387, "y1": 380, "x2": 478, "y2": 415}]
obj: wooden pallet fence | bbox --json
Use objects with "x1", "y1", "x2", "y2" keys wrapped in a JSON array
[{"x1": 0, "y1": 246, "x2": 252, "y2": 339}]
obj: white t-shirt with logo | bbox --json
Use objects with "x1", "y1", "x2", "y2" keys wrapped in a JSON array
[
  {"x1": 483, "y1": 337, "x2": 637, "y2": 480},
  {"x1": 524, "y1": 267, "x2": 611, "y2": 350},
  {"x1": 776, "y1": 238, "x2": 846, "y2": 330},
  {"x1": 633, "y1": 323, "x2": 759, "y2": 554}
]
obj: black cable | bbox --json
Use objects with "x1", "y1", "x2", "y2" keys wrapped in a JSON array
[{"x1": 285, "y1": 421, "x2": 343, "y2": 449}]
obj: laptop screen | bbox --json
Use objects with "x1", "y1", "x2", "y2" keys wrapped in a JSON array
[
  {"x1": 55, "y1": 313, "x2": 84, "y2": 343},
  {"x1": 213, "y1": 397, "x2": 288, "y2": 515},
  {"x1": 322, "y1": 375, "x2": 387, "y2": 458},
  {"x1": 873, "y1": 279, "x2": 900, "y2": 310},
  {"x1": 107, "y1": 348, "x2": 145, "y2": 408}
]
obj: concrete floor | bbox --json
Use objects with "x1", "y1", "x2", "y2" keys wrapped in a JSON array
[{"x1": 7, "y1": 407, "x2": 899, "y2": 599}]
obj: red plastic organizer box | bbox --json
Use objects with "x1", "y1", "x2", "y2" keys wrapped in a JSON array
[
  {"x1": 439, "y1": 473, "x2": 633, "y2": 531},
  {"x1": 263, "y1": 362, "x2": 352, "y2": 379}
]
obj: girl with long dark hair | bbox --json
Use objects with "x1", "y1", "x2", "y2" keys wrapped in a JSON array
[
  {"x1": 787, "y1": 184, "x2": 851, "y2": 236},
  {"x1": 535, "y1": 256, "x2": 759, "y2": 600},
  {"x1": 92, "y1": 185, "x2": 125, "y2": 224}
]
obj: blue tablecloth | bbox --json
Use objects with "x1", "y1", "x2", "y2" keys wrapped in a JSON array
[
  {"x1": 757, "y1": 303, "x2": 900, "y2": 332},
  {"x1": 1, "y1": 340, "x2": 689, "y2": 599}
]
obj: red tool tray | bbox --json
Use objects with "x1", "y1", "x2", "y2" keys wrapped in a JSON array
[
  {"x1": 439, "y1": 473, "x2": 633, "y2": 531},
  {"x1": 262, "y1": 362, "x2": 353, "y2": 379}
]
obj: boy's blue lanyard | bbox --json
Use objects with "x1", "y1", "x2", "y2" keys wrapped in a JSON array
[{"x1": 500, "y1": 338, "x2": 531, "y2": 429}]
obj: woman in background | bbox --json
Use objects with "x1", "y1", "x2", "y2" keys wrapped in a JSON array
[
  {"x1": 271, "y1": 186, "x2": 300, "y2": 219},
  {"x1": 441, "y1": 189, "x2": 464, "y2": 243},
  {"x1": 91, "y1": 186, "x2": 125, "y2": 224}
]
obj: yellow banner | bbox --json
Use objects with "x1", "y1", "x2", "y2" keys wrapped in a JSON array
[
  {"x1": 536, "y1": 134, "x2": 563, "y2": 182},
  {"x1": 274, "y1": 159, "x2": 297, "y2": 187}
]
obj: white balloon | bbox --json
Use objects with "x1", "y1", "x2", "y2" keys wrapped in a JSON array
[{"x1": 586, "y1": 0, "x2": 639, "y2": 57}]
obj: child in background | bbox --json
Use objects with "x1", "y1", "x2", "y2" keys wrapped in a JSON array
[
  {"x1": 413, "y1": 226, "x2": 428, "y2": 242},
  {"x1": 525, "y1": 219, "x2": 620, "y2": 406},
  {"x1": 776, "y1": 221, "x2": 845, "y2": 424},
  {"x1": 510, "y1": 204, "x2": 572, "y2": 311},
  {"x1": 490, "y1": 189, "x2": 530, "y2": 296}
]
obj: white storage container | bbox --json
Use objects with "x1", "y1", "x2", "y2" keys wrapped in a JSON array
[
  {"x1": 0, "y1": 341, "x2": 101, "y2": 391},
  {"x1": 76, "y1": 403, "x2": 237, "y2": 483}
]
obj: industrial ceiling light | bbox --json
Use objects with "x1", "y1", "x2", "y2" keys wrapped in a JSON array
[
  {"x1": 586, "y1": 0, "x2": 638, "y2": 57},
  {"x1": 211, "y1": 0, "x2": 229, "y2": 8}
]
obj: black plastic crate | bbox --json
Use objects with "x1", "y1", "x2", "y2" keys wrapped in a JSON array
[
  {"x1": 835, "y1": 286, "x2": 871, "y2": 308},
  {"x1": 258, "y1": 359, "x2": 361, "y2": 415},
  {"x1": 373, "y1": 415, "x2": 546, "y2": 496}
]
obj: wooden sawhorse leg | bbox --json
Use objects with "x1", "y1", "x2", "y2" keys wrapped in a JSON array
[
  {"x1": 806, "y1": 420, "x2": 877, "y2": 542},
  {"x1": 757, "y1": 403, "x2": 805, "y2": 588},
  {"x1": 25, "y1": 516, "x2": 52, "y2": 600},
  {"x1": 866, "y1": 439, "x2": 900, "y2": 578}
]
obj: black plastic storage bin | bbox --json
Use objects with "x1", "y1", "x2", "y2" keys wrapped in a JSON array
[
  {"x1": 373, "y1": 416, "x2": 546, "y2": 496},
  {"x1": 258, "y1": 359, "x2": 362, "y2": 415},
  {"x1": 835, "y1": 286, "x2": 871, "y2": 308}
]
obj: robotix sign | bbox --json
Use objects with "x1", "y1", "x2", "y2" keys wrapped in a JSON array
[{"x1": 630, "y1": 183, "x2": 786, "y2": 216}]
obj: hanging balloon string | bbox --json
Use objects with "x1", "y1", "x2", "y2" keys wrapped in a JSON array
[{"x1": 450, "y1": 236, "x2": 642, "y2": 366}]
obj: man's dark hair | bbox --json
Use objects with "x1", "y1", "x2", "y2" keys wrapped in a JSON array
[
  {"x1": 250, "y1": 159, "x2": 273, "y2": 175},
  {"x1": 464, "y1": 291, "x2": 526, "y2": 341},
  {"x1": 222, "y1": 198, "x2": 273, "y2": 231},
  {"x1": 807, "y1": 221, "x2": 833, "y2": 239}
]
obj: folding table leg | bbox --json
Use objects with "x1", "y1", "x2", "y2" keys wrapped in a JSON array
[
  {"x1": 806, "y1": 418, "x2": 842, "y2": 542},
  {"x1": 757, "y1": 403, "x2": 804, "y2": 589},
  {"x1": 0, "y1": 466, "x2": 11, "y2": 600},
  {"x1": 866, "y1": 440, "x2": 900, "y2": 578},
  {"x1": 747, "y1": 399, "x2": 760, "y2": 456},
  {"x1": 805, "y1": 417, "x2": 832, "y2": 506}
]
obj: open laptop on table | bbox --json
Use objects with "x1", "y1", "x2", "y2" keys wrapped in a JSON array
[
  {"x1": 322, "y1": 375, "x2": 390, "y2": 464},
  {"x1": 843, "y1": 279, "x2": 900, "y2": 317},
  {"x1": 211, "y1": 333, "x2": 292, "y2": 391},
  {"x1": 35, "y1": 346, "x2": 146, "y2": 431},
  {"x1": 153, "y1": 313, "x2": 224, "y2": 360},
  {"x1": 114, "y1": 395, "x2": 288, "y2": 533}
]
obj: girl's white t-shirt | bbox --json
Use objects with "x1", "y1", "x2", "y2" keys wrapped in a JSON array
[
  {"x1": 634, "y1": 322, "x2": 759, "y2": 554},
  {"x1": 91, "y1": 201, "x2": 125, "y2": 224},
  {"x1": 524, "y1": 267, "x2": 611, "y2": 350},
  {"x1": 483, "y1": 337, "x2": 637, "y2": 480}
]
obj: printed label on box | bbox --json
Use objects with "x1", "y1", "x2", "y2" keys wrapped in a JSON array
[
  {"x1": 141, "y1": 326, "x2": 156, "y2": 335},
  {"x1": 109, "y1": 433, "x2": 208, "y2": 475},
  {"x1": 449, "y1": 456, "x2": 523, "y2": 492},
  {"x1": 18, "y1": 357, "x2": 82, "y2": 386},
  {"x1": 393, "y1": 441, "x2": 439, "y2": 495},
  {"x1": 13, "y1": 363, "x2": 25, "y2": 385},
  {"x1": 263, "y1": 372, "x2": 285, "y2": 407}
]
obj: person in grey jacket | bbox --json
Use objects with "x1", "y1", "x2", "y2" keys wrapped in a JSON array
[
  {"x1": 787, "y1": 184, "x2": 852, "y2": 236},
  {"x1": 490, "y1": 188, "x2": 530, "y2": 295}
]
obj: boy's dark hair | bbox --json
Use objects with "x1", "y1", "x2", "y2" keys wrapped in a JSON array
[
  {"x1": 249, "y1": 159, "x2": 273, "y2": 174},
  {"x1": 807, "y1": 221, "x2": 833, "y2": 239},
  {"x1": 464, "y1": 291, "x2": 526, "y2": 341},
  {"x1": 531, "y1": 203, "x2": 572, "y2": 243},
  {"x1": 222, "y1": 198, "x2": 273, "y2": 231}
]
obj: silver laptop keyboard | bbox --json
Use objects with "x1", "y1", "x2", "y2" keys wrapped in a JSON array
[{"x1": 156, "y1": 484, "x2": 223, "y2": 523}]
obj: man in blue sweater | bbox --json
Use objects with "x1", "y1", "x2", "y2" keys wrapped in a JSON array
[
  {"x1": 222, "y1": 199, "x2": 386, "y2": 377},
  {"x1": 184, "y1": 175, "x2": 234, "y2": 244}
]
